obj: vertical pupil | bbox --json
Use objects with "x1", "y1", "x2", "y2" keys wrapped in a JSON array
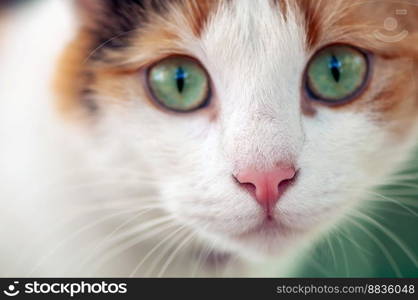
[
  {"x1": 175, "y1": 67, "x2": 186, "y2": 93},
  {"x1": 329, "y1": 55, "x2": 341, "y2": 82}
]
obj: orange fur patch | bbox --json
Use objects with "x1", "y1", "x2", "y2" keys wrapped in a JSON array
[
  {"x1": 53, "y1": 31, "x2": 96, "y2": 118},
  {"x1": 297, "y1": 0, "x2": 418, "y2": 140},
  {"x1": 55, "y1": 0, "x2": 220, "y2": 120},
  {"x1": 56, "y1": 0, "x2": 418, "y2": 142}
]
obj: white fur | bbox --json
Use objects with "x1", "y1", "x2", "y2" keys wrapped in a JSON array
[{"x1": 0, "y1": 0, "x2": 417, "y2": 277}]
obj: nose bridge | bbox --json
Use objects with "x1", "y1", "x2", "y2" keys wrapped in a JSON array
[
  {"x1": 217, "y1": 33, "x2": 304, "y2": 172},
  {"x1": 202, "y1": 0, "x2": 307, "y2": 171},
  {"x1": 221, "y1": 102, "x2": 302, "y2": 172}
]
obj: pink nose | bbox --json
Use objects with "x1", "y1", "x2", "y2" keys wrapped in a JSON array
[{"x1": 235, "y1": 165, "x2": 296, "y2": 211}]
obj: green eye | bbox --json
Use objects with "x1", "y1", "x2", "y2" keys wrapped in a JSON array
[
  {"x1": 305, "y1": 44, "x2": 369, "y2": 103},
  {"x1": 147, "y1": 56, "x2": 210, "y2": 112}
]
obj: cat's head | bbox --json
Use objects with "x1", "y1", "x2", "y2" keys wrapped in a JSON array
[{"x1": 57, "y1": 0, "x2": 418, "y2": 258}]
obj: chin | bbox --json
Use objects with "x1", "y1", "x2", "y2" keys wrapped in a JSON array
[
  {"x1": 235, "y1": 234, "x2": 294, "y2": 258},
  {"x1": 198, "y1": 210, "x2": 309, "y2": 259}
]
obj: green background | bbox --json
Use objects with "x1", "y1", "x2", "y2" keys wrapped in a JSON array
[{"x1": 293, "y1": 150, "x2": 418, "y2": 277}]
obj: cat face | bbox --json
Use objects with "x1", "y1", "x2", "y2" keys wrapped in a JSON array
[{"x1": 58, "y1": 0, "x2": 418, "y2": 258}]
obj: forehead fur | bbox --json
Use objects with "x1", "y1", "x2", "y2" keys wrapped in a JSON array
[
  {"x1": 75, "y1": 0, "x2": 217, "y2": 61},
  {"x1": 296, "y1": 0, "x2": 418, "y2": 48},
  {"x1": 62, "y1": 0, "x2": 418, "y2": 64},
  {"x1": 56, "y1": 0, "x2": 418, "y2": 132}
]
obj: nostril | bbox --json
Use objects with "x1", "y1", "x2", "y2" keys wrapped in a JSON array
[
  {"x1": 277, "y1": 172, "x2": 297, "y2": 198},
  {"x1": 233, "y1": 165, "x2": 298, "y2": 211},
  {"x1": 240, "y1": 182, "x2": 256, "y2": 198},
  {"x1": 233, "y1": 175, "x2": 255, "y2": 192}
]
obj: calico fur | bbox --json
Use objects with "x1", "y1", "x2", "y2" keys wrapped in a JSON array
[{"x1": 0, "y1": 0, "x2": 417, "y2": 277}]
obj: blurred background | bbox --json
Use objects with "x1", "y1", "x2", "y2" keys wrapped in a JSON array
[
  {"x1": 2, "y1": 0, "x2": 417, "y2": 278},
  {"x1": 295, "y1": 150, "x2": 418, "y2": 277}
]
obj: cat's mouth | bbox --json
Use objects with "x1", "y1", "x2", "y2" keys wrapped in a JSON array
[
  {"x1": 224, "y1": 215, "x2": 302, "y2": 256},
  {"x1": 233, "y1": 216, "x2": 286, "y2": 240}
]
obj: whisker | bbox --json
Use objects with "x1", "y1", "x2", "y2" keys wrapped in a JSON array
[
  {"x1": 191, "y1": 242, "x2": 214, "y2": 277},
  {"x1": 335, "y1": 234, "x2": 350, "y2": 277},
  {"x1": 90, "y1": 216, "x2": 176, "y2": 273},
  {"x1": 75, "y1": 206, "x2": 163, "y2": 272},
  {"x1": 26, "y1": 207, "x2": 148, "y2": 276},
  {"x1": 129, "y1": 225, "x2": 188, "y2": 277},
  {"x1": 157, "y1": 229, "x2": 200, "y2": 278},
  {"x1": 326, "y1": 235, "x2": 338, "y2": 270},
  {"x1": 338, "y1": 226, "x2": 373, "y2": 257},
  {"x1": 145, "y1": 227, "x2": 191, "y2": 277},
  {"x1": 345, "y1": 214, "x2": 402, "y2": 277},
  {"x1": 342, "y1": 187, "x2": 418, "y2": 217},
  {"x1": 354, "y1": 211, "x2": 418, "y2": 267},
  {"x1": 82, "y1": 29, "x2": 139, "y2": 65},
  {"x1": 16, "y1": 204, "x2": 160, "y2": 270}
]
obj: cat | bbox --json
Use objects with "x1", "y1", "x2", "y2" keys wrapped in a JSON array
[{"x1": 0, "y1": 0, "x2": 417, "y2": 277}]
